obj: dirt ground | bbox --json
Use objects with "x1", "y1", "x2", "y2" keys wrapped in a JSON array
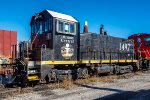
[{"x1": 4, "y1": 72, "x2": 150, "y2": 100}]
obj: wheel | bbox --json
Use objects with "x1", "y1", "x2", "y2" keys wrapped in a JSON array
[
  {"x1": 81, "y1": 68, "x2": 89, "y2": 79},
  {"x1": 21, "y1": 73, "x2": 28, "y2": 87},
  {"x1": 128, "y1": 65, "x2": 133, "y2": 72},
  {"x1": 49, "y1": 70, "x2": 57, "y2": 82},
  {"x1": 0, "y1": 75, "x2": 6, "y2": 87},
  {"x1": 67, "y1": 73, "x2": 72, "y2": 80},
  {"x1": 113, "y1": 66, "x2": 116, "y2": 74},
  {"x1": 146, "y1": 60, "x2": 150, "y2": 70},
  {"x1": 115, "y1": 66, "x2": 121, "y2": 74},
  {"x1": 94, "y1": 67, "x2": 99, "y2": 76},
  {"x1": 45, "y1": 75, "x2": 50, "y2": 83}
]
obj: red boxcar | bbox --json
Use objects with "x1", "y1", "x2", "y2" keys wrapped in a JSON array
[{"x1": 0, "y1": 30, "x2": 17, "y2": 61}]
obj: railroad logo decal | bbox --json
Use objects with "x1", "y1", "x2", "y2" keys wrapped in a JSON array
[{"x1": 61, "y1": 44, "x2": 74, "y2": 59}]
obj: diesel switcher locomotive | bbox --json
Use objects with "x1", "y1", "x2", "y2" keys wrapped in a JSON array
[{"x1": 0, "y1": 10, "x2": 145, "y2": 86}]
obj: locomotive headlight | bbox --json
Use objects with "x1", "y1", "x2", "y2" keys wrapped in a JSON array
[{"x1": 28, "y1": 70, "x2": 37, "y2": 74}]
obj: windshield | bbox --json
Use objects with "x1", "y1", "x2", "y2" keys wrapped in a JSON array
[{"x1": 145, "y1": 36, "x2": 150, "y2": 46}]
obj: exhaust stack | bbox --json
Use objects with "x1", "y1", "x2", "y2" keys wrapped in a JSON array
[
  {"x1": 100, "y1": 24, "x2": 104, "y2": 35},
  {"x1": 83, "y1": 21, "x2": 88, "y2": 33}
]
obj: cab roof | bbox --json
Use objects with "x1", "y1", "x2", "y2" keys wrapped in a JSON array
[{"x1": 46, "y1": 10, "x2": 78, "y2": 22}]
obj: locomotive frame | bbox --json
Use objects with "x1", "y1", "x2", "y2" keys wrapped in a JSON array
[{"x1": 28, "y1": 10, "x2": 138, "y2": 83}]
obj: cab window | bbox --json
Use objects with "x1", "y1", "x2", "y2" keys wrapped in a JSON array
[
  {"x1": 70, "y1": 24, "x2": 75, "y2": 33},
  {"x1": 58, "y1": 21, "x2": 64, "y2": 32},
  {"x1": 65, "y1": 23, "x2": 69, "y2": 32},
  {"x1": 57, "y1": 20, "x2": 76, "y2": 35},
  {"x1": 137, "y1": 37, "x2": 141, "y2": 47},
  {"x1": 45, "y1": 20, "x2": 48, "y2": 32},
  {"x1": 39, "y1": 22, "x2": 43, "y2": 34},
  {"x1": 145, "y1": 36, "x2": 150, "y2": 46},
  {"x1": 31, "y1": 24, "x2": 35, "y2": 33}
]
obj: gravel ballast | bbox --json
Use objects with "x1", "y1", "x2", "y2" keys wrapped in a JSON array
[{"x1": 4, "y1": 72, "x2": 150, "y2": 100}]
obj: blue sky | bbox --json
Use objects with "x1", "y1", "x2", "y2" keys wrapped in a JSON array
[{"x1": 0, "y1": 0, "x2": 150, "y2": 41}]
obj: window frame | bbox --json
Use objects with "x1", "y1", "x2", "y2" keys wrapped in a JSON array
[{"x1": 56, "y1": 19, "x2": 76, "y2": 35}]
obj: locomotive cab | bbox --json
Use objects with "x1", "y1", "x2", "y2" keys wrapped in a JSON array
[
  {"x1": 30, "y1": 10, "x2": 80, "y2": 81},
  {"x1": 129, "y1": 33, "x2": 150, "y2": 69}
]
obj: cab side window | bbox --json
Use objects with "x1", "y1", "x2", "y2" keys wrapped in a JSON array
[
  {"x1": 137, "y1": 37, "x2": 141, "y2": 48},
  {"x1": 57, "y1": 20, "x2": 76, "y2": 35},
  {"x1": 145, "y1": 37, "x2": 150, "y2": 46},
  {"x1": 59, "y1": 21, "x2": 64, "y2": 32}
]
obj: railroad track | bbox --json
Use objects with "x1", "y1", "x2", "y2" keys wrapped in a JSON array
[
  {"x1": 0, "y1": 83, "x2": 45, "y2": 99},
  {"x1": 0, "y1": 83, "x2": 59, "y2": 99},
  {"x1": 0, "y1": 88, "x2": 20, "y2": 99},
  {"x1": 0, "y1": 70, "x2": 149, "y2": 99}
]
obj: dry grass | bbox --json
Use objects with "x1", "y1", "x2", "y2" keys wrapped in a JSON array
[
  {"x1": 52, "y1": 80, "x2": 74, "y2": 90},
  {"x1": 99, "y1": 75, "x2": 118, "y2": 82},
  {"x1": 46, "y1": 73, "x2": 136, "y2": 90},
  {"x1": 117, "y1": 73, "x2": 135, "y2": 79},
  {"x1": 46, "y1": 75, "x2": 118, "y2": 90},
  {"x1": 117, "y1": 75, "x2": 127, "y2": 79},
  {"x1": 75, "y1": 75, "x2": 117, "y2": 86},
  {"x1": 134, "y1": 71, "x2": 143, "y2": 76}
]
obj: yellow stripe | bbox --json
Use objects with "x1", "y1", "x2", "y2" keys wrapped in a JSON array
[
  {"x1": 36, "y1": 61, "x2": 78, "y2": 65},
  {"x1": 28, "y1": 75, "x2": 39, "y2": 81},
  {"x1": 35, "y1": 59, "x2": 137, "y2": 65},
  {"x1": 81, "y1": 60, "x2": 137, "y2": 64},
  {"x1": 45, "y1": 61, "x2": 78, "y2": 65}
]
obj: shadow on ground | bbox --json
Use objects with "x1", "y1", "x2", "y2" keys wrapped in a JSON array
[
  {"x1": 95, "y1": 89, "x2": 150, "y2": 100},
  {"x1": 75, "y1": 83, "x2": 150, "y2": 100}
]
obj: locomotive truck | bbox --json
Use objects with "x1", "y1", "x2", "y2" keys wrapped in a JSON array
[{"x1": 0, "y1": 10, "x2": 148, "y2": 87}]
